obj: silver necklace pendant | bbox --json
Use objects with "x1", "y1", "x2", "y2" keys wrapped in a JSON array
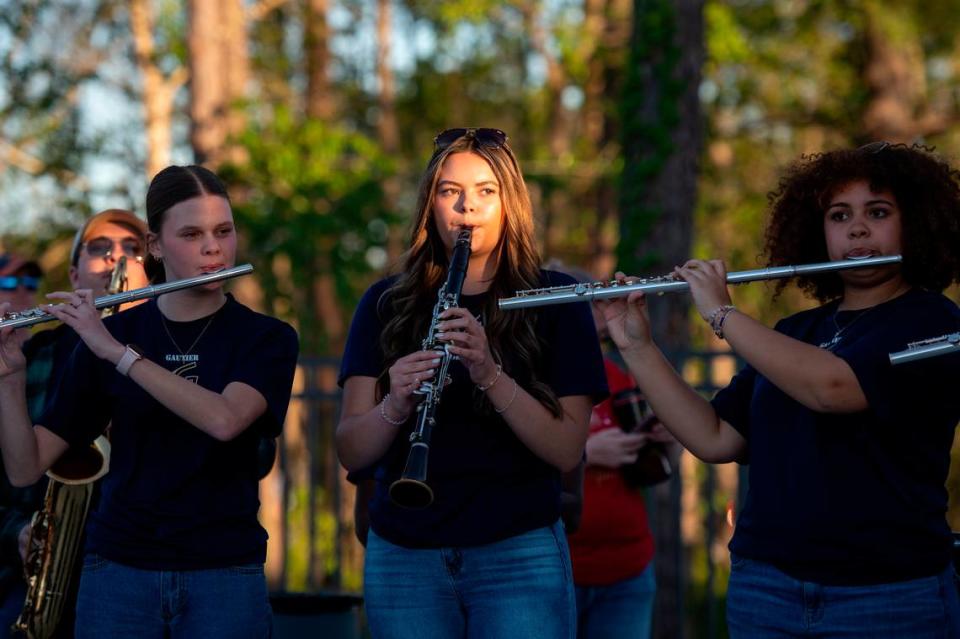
[
  {"x1": 818, "y1": 333, "x2": 843, "y2": 351},
  {"x1": 818, "y1": 307, "x2": 871, "y2": 351}
]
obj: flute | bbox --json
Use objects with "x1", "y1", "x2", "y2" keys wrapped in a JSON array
[
  {"x1": 0, "y1": 264, "x2": 254, "y2": 330},
  {"x1": 888, "y1": 333, "x2": 960, "y2": 365},
  {"x1": 498, "y1": 255, "x2": 902, "y2": 310}
]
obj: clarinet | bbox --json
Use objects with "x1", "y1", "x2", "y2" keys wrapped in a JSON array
[{"x1": 389, "y1": 228, "x2": 472, "y2": 509}]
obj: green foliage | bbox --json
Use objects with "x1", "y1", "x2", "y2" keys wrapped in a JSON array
[
  {"x1": 219, "y1": 109, "x2": 400, "y2": 354},
  {"x1": 282, "y1": 484, "x2": 362, "y2": 590},
  {"x1": 0, "y1": 0, "x2": 121, "y2": 230},
  {"x1": 408, "y1": 0, "x2": 511, "y2": 28}
]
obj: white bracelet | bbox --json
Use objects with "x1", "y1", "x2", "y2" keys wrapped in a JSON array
[
  {"x1": 379, "y1": 393, "x2": 408, "y2": 426},
  {"x1": 709, "y1": 305, "x2": 737, "y2": 339},
  {"x1": 494, "y1": 378, "x2": 519, "y2": 414},
  {"x1": 477, "y1": 364, "x2": 503, "y2": 392}
]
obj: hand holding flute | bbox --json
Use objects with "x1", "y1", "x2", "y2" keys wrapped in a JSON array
[
  {"x1": 0, "y1": 303, "x2": 27, "y2": 382},
  {"x1": 596, "y1": 258, "x2": 736, "y2": 355}
]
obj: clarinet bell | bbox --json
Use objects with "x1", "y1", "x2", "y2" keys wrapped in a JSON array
[{"x1": 389, "y1": 442, "x2": 434, "y2": 509}]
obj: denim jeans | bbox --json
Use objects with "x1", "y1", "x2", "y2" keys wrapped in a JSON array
[
  {"x1": 575, "y1": 562, "x2": 656, "y2": 639},
  {"x1": 363, "y1": 520, "x2": 575, "y2": 639},
  {"x1": 727, "y1": 553, "x2": 960, "y2": 638},
  {"x1": 0, "y1": 581, "x2": 26, "y2": 637},
  {"x1": 75, "y1": 553, "x2": 271, "y2": 639}
]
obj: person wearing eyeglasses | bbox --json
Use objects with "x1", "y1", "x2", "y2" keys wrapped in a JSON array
[
  {"x1": 337, "y1": 128, "x2": 607, "y2": 639},
  {"x1": 0, "y1": 253, "x2": 42, "y2": 316},
  {"x1": 23, "y1": 209, "x2": 153, "y2": 437},
  {"x1": 0, "y1": 168, "x2": 299, "y2": 638},
  {"x1": 0, "y1": 210, "x2": 152, "y2": 638},
  {"x1": 598, "y1": 143, "x2": 960, "y2": 637}
]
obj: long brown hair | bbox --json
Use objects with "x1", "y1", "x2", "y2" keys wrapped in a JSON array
[{"x1": 377, "y1": 134, "x2": 562, "y2": 417}]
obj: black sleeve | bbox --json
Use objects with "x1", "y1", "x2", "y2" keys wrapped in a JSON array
[
  {"x1": 542, "y1": 297, "x2": 609, "y2": 403},
  {"x1": 229, "y1": 321, "x2": 300, "y2": 437},
  {"x1": 711, "y1": 363, "x2": 759, "y2": 442},
  {"x1": 338, "y1": 282, "x2": 388, "y2": 387},
  {"x1": 837, "y1": 299, "x2": 960, "y2": 422},
  {"x1": 38, "y1": 343, "x2": 112, "y2": 447}
]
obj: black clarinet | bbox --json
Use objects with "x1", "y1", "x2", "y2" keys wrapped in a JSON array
[{"x1": 389, "y1": 228, "x2": 473, "y2": 509}]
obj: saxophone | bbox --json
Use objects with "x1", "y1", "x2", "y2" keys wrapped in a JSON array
[{"x1": 14, "y1": 258, "x2": 127, "y2": 638}]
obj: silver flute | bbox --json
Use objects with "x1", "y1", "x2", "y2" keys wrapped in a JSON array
[
  {"x1": 889, "y1": 333, "x2": 960, "y2": 365},
  {"x1": 498, "y1": 255, "x2": 902, "y2": 310},
  {"x1": 0, "y1": 264, "x2": 254, "y2": 330}
]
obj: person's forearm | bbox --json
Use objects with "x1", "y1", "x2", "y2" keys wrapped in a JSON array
[
  {"x1": 489, "y1": 375, "x2": 589, "y2": 472},
  {"x1": 721, "y1": 311, "x2": 867, "y2": 413},
  {"x1": 335, "y1": 404, "x2": 406, "y2": 471},
  {"x1": 620, "y1": 343, "x2": 736, "y2": 463},
  {"x1": 120, "y1": 350, "x2": 257, "y2": 441},
  {"x1": 0, "y1": 380, "x2": 44, "y2": 486}
]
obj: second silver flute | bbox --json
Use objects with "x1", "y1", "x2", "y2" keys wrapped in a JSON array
[
  {"x1": 498, "y1": 255, "x2": 902, "y2": 310},
  {"x1": 0, "y1": 264, "x2": 254, "y2": 330},
  {"x1": 889, "y1": 333, "x2": 960, "y2": 365}
]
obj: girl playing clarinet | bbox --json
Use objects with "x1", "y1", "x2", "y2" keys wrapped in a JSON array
[{"x1": 337, "y1": 128, "x2": 607, "y2": 639}]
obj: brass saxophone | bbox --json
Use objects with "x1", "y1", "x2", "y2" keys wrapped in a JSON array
[{"x1": 14, "y1": 258, "x2": 128, "y2": 638}]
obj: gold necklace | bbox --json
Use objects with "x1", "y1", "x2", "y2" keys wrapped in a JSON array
[{"x1": 160, "y1": 312, "x2": 216, "y2": 356}]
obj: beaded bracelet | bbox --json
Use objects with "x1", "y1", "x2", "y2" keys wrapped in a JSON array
[
  {"x1": 709, "y1": 305, "x2": 737, "y2": 339},
  {"x1": 379, "y1": 393, "x2": 408, "y2": 426},
  {"x1": 494, "y1": 378, "x2": 519, "y2": 414},
  {"x1": 477, "y1": 364, "x2": 503, "y2": 392}
]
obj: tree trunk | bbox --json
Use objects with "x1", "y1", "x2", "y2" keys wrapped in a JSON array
[
  {"x1": 305, "y1": 0, "x2": 335, "y2": 121},
  {"x1": 584, "y1": 0, "x2": 631, "y2": 277},
  {"x1": 130, "y1": 0, "x2": 184, "y2": 180},
  {"x1": 862, "y1": 3, "x2": 925, "y2": 142},
  {"x1": 619, "y1": 0, "x2": 704, "y2": 636},
  {"x1": 860, "y1": 1, "x2": 958, "y2": 142},
  {"x1": 188, "y1": 0, "x2": 249, "y2": 165},
  {"x1": 377, "y1": 0, "x2": 404, "y2": 263},
  {"x1": 521, "y1": 1, "x2": 574, "y2": 260}
]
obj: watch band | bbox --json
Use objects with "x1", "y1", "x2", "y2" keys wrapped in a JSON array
[{"x1": 115, "y1": 344, "x2": 144, "y2": 377}]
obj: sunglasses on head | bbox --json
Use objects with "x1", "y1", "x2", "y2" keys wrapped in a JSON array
[
  {"x1": 433, "y1": 128, "x2": 509, "y2": 151},
  {"x1": 83, "y1": 236, "x2": 144, "y2": 260},
  {"x1": 0, "y1": 276, "x2": 39, "y2": 292},
  {"x1": 857, "y1": 141, "x2": 891, "y2": 155}
]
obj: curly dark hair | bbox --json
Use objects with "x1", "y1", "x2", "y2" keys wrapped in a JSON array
[{"x1": 763, "y1": 143, "x2": 960, "y2": 301}]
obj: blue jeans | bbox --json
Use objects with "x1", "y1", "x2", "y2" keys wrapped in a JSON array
[
  {"x1": 0, "y1": 581, "x2": 26, "y2": 637},
  {"x1": 575, "y1": 562, "x2": 656, "y2": 639},
  {"x1": 727, "y1": 553, "x2": 960, "y2": 638},
  {"x1": 363, "y1": 520, "x2": 575, "y2": 639},
  {"x1": 75, "y1": 553, "x2": 272, "y2": 639}
]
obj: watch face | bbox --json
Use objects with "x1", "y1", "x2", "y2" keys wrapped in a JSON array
[{"x1": 129, "y1": 344, "x2": 145, "y2": 358}]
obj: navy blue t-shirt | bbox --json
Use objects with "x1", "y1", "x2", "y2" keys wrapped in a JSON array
[
  {"x1": 38, "y1": 294, "x2": 299, "y2": 570},
  {"x1": 338, "y1": 270, "x2": 608, "y2": 548},
  {"x1": 713, "y1": 288, "x2": 960, "y2": 585}
]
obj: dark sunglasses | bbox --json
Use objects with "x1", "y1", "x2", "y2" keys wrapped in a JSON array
[
  {"x1": 434, "y1": 128, "x2": 508, "y2": 151},
  {"x1": 0, "y1": 275, "x2": 40, "y2": 292},
  {"x1": 857, "y1": 141, "x2": 891, "y2": 154},
  {"x1": 83, "y1": 236, "x2": 144, "y2": 260}
]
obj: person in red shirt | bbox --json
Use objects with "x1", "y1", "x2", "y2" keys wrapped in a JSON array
[{"x1": 560, "y1": 265, "x2": 674, "y2": 639}]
